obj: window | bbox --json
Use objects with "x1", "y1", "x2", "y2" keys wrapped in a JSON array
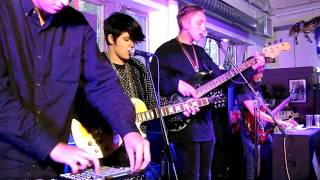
[
  {"x1": 223, "y1": 44, "x2": 236, "y2": 70},
  {"x1": 71, "y1": 0, "x2": 105, "y2": 51},
  {"x1": 205, "y1": 38, "x2": 219, "y2": 65}
]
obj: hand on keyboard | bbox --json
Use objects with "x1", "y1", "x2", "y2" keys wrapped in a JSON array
[{"x1": 50, "y1": 143, "x2": 100, "y2": 174}]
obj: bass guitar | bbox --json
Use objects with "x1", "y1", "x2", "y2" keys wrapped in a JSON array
[
  {"x1": 167, "y1": 42, "x2": 290, "y2": 131},
  {"x1": 71, "y1": 94, "x2": 225, "y2": 158}
]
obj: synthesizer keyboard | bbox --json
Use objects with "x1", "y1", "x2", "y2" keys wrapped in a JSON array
[{"x1": 60, "y1": 166, "x2": 144, "y2": 180}]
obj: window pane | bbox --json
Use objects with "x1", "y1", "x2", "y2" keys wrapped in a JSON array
[{"x1": 205, "y1": 38, "x2": 219, "y2": 65}]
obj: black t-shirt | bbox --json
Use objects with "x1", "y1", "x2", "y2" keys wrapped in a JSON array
[{"x1": 151, "y1": 38, "x2": 221, "y2": 142}]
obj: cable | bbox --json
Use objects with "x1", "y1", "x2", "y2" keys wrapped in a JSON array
[{"x1": 283, "y1": 137, "x2": 291, "y2": 180}]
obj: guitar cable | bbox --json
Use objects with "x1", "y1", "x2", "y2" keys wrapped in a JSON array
[{"x1": 283, "y1": 136, "x2": 291, "y2": 180}]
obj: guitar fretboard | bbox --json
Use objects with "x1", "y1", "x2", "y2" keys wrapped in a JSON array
[
  {"x1": 196, "y1": 59, "x2": 256, "y2": 97},
  {"x1": 195, "y1": 42, "x2": 290, "y2": 98},
  {"x1": 271, "y1": 96, "x2": 291, "y2": 116},
  {"x1": 136, "y1": 98, "x2": 210, "y2": 123}
]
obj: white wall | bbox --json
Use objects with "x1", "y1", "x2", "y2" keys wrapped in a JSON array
[
  {"x1": 149, "y1": 0, "x2": 179, "y2": 53},
  {"x1": 268, "y1": 4, "x2": 320, "y2": 69},
  {"x1": 267, "y1": 30, "x2": 320, "y2": 69}
]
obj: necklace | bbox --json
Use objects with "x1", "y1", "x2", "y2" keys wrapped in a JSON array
[
  {"x1": 109, "y1": 60, "x2": 136, "y2": 97},
  {"x1": 176, "y1": 37, "x2": 199, "y2": 72}
]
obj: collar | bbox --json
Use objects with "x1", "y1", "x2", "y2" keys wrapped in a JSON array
[
  {"x1": 22, "y1": 0, "x2": 55, "y2": 28},
  {"x1": 22, "y1": 0, "x2": 35, "y2": 16}
]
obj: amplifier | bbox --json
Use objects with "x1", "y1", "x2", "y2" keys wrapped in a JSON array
[
  {"x1": 272, "y1": 128, "x2": 320, "y2": 179},
  {"x1": 60, "y1": 166, "x2": 144, "y2": 180}
]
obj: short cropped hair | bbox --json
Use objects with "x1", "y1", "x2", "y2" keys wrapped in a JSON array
[
  {"x1": 104, "y1": 12, "x2": 145, "y2": 45},
  {"x1": 177, "y1": 5, "x2": 204, "y2": 29}
]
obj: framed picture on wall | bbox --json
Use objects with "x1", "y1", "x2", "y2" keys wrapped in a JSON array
[{"x1": 289, "y1": 79, "x2": 307, "y2": 103}]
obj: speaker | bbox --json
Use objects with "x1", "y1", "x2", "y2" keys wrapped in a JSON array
[{"x1": 272, "y1": 129, "x2": 320, "y2": 180}]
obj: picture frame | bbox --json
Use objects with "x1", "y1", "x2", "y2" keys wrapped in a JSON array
[{"x1": 289, "y1": 79, "x2": 307, "y2": 103}]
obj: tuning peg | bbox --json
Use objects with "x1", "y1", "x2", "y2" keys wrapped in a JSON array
[
  {"x1": 273, "y1": 40, "x2": 278, "y2": 44},
  {"x1": 279, "y1": 39, "x2": 283, "y2": 42},
  {"x1": 268, "y1": 42, "x2": 272, "y2": 45}
]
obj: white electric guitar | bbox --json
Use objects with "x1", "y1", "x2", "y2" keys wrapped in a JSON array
[{"x1": 71, "y1": 95, "x2": 225, "y2": 158}]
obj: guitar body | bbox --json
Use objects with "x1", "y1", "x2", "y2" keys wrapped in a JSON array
[
  {"x1": 131, "y1": 98, "x2": 149, "y2": 138},
  {"x1": 71, "y1": 98, "x2": 149, "y2": 158},
  {"x1": 167, "y1": 71, "x2": 225, "y2": 132},
  {"x1": 244, "y1": 111, "x2": 273, "y2": 145},
  {"x1": 71, "y1": 118, "x2": 121, "y2": 158},
  {"x1": 165, "y1": 94, "x2": 192, "y2": 132},
  {"x1": 244, "y1": 96, "x2": 294, "y2": 145},
  {"x1": 185, "y1": 71, "x2": 211, "y2": 88}
]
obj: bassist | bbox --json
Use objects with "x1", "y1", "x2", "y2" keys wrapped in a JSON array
[{"x1": 150, "y1": 5, "x2": 266, "y2": 180}]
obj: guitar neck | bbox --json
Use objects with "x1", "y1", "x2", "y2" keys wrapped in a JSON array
[
  {"x1": 136, "y1": 98, "x2": 210, "y2": 123},
  {"x1": 271, "y1": 96, "x2": 291, "y2": 116},
  {"x1": 196, "y1": 42, "x2": 291, "y2": 98},
  {"x1": 196, "y1": 59, "x2": 256, "y2": 97}
]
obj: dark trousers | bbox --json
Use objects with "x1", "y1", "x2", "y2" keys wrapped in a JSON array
[
  {"x1": 242, "y1": 134, "x2": 272, "y2": 180},
  {"x1": 172, "y1": 140, "x2": 215, "y2": 180},
  {"x1": 259, "y1": 138, "x2": 272, "y2": 180}
]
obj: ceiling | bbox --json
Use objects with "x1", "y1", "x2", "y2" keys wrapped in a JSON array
[
  {"x1": 254, "y1": 0, "x2": 320, "y2": 16},
  {"x1": 269, "y1": 0, "x2": 318, "y2": 9}
]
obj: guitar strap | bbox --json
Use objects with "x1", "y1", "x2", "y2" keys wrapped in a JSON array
[
  {"x1": 197, "y1": 49, "x2": 223, "y2": 80},
  {"x1": 198, "y1": 52, "x2": 212, "y2": 72}
]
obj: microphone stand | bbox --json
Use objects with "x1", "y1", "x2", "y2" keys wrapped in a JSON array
[
  {"x1": 144, "y1": 55, "x2": 178, "y2": 180},
  {"x1": 214, "y1": 40, "x2": 287, "y2": 178}
]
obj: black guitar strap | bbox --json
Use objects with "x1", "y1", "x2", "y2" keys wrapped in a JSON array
[{"x1": 199, "y1": 55, "x2": 212, "y2": 72}]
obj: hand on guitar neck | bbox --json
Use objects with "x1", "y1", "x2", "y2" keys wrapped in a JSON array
[{"x1": 251, "y1": 53, "x2": 265, "y2": 70}]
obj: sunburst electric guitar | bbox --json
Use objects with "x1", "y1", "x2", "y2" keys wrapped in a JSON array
[
  {"x1": 71, "y1": 94, "x2": 225, "y2": 158},
  {"x1": 244, "y1": 95, "x2": 292, "y2": 144}
]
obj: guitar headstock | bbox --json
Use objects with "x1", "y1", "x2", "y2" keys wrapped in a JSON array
[{"x1": 262, "y1": 42, "x2": 290, "y2": 59}]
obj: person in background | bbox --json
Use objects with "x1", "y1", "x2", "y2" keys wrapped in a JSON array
[
  {"x1": 0, "y1": 0, "x2": 150, "y2": 178},
  {"x1": 235, "y1": 65, "x2": 294, "y2": 180},
  {"x1": 150, "y1": 5, "x2": 265, "y2": 180}
]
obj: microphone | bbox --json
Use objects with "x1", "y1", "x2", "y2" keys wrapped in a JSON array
[{"x1": 130, "y1": 48, "x2": 155, "y2": 58}]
